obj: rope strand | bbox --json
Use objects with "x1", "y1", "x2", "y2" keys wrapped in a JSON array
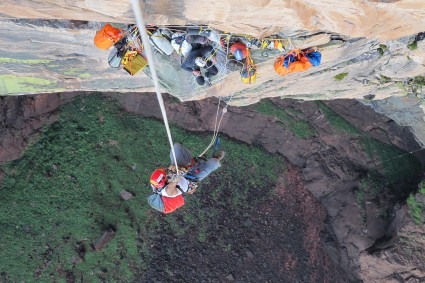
[{"x1": 130, "y1": 0, "x2": 179, "y2": 175}]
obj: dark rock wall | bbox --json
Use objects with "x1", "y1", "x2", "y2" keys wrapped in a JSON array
[
  {"x1": 1, "y1": 92, "x2": 423, "y2": 280},
  {"x1": 0, "y1": 92, "x2": 78, "y2": 162}
]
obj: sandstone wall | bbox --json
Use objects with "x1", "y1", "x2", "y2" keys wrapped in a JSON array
[{"x1": 1, "y1": 0, "x2": 425, "y2": 40}]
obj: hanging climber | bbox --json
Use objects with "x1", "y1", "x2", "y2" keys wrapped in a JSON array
[
  {"x1": 147, "y1": 143, "x2": 225, "y2": 214},
  {"x1": 230, "y1": 41, "x2": 248, "y2": 61},
  {"x1": 181, "y1": 45, "x2": 218, "y2": 86}
]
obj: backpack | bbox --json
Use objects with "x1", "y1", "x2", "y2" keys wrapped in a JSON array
[
  {"x1": 122, "y1": 51, "x2": 148, "y2": 75},
  {"x1": 274, "y1": 49, "x2": 313, "y2": 77},
  {"x1": 171, "y1": 33, "x2": 192, "y2": 57},
  {"x1": 94, "y1": 24, "x2": 123, "y2": 50},
  {"x1": 147, "y1": 192, "x2": 185, "y2": 214},
  {"x1": 241, "y1": 50, "x2": 257, "y2": 84},
  {"x1": 149, "y1": 30, "x2": 175, "y2": 56}
]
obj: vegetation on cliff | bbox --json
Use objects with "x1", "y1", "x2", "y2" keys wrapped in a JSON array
[{"x1": 0, "y1": 95, "x2": 284, "y2": 281}]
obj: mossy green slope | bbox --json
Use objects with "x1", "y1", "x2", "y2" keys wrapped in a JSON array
[{"x1": 0, "y1": 94, "x2": 284, "y2": 281}]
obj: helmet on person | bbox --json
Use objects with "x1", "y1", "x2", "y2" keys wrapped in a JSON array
[
  {"x1": 234, "y1": 49, "x2": 245, "y2": 61},
  {"x1": 195, "y1": 57, "x2": 207, "y2": 67},
  {"x1": 150, "y1": 168, "x2": 167, "y2": 188}
]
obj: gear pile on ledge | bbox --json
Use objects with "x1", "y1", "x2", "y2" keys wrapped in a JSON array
[{"x1": 93, "y1": 24, "x2": 322, "y2": 87}]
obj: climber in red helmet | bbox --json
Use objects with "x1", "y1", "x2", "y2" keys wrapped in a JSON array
[
  {"x1": 147, "y1": 143, "x2": 225, "y2": 214},
  {"x1": 230, "y1": 41, "x2": 248, "y2": 61}
]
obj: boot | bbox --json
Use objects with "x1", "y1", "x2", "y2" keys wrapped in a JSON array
[{"x1": 213, "y1": 150, "x2": 225, "y2": 161}]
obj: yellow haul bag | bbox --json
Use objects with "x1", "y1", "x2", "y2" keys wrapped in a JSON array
[{"x1": 122, "y1": 51, "x2": 148, "y2": 76}]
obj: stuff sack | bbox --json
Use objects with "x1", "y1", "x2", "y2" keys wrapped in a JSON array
[
  {"x1": 241, "y1": 67, "x2": 257, "y2": 84},
  {"x1": 122, "y1": 51, "x2": 148, "y2": 76},
  {"x1": 274, "y1": 49, "x2": 313, "y2": 77},
  {"x1": 171, "y1": 32, "x2": 192, "y2": 57},
  {"x1": 305, "y1": 51, "x2": 322, "y2": 66},
  {"x1": 149, "y1": 30, "x2": 174, "y2": 56},
  {"x1": 108, "y1": 47, "x2": 123, "y2": 68},
  {"x1": 94, "y1": 24, "x2": 123, "y2": 50},
  {"x1": 147, "y1": 194, "x2": 164, "y2": 212},
  {"x1": 147, "y1": 194, "x2": 185, "y2": 214},
  {"x1": 241, "y1": 52, "x2": 256, "y2": 84},
  {"x1": 185, "y1": 35, "x2": 209, "y2": 45}
]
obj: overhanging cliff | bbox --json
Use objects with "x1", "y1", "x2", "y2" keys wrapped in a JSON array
[{"x1": 0, "y1": 1, "x2": 425, "y2": 147}]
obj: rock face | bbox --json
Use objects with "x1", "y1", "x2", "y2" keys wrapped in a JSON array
[
  {"x1": 1, "y1": 0, "x2": 424, "y2": 40},
  {"x1": 0, "y1": 92, "x2": 424, "y2": 281},
  {"x1": 1, "y1": 0, "x2": 425, "y2": 280},
  {"x1": 359, "y1": 206, "x2": 425, "y2": 282},
  {"x1": 0, "y1": 92, "x2": 78, "y2": 161},
  {"x1": 0, "y1": 2, "x2": 425, "y2": 145}
]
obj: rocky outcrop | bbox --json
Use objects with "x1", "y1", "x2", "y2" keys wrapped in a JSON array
[
  {"x1": 0, "y1": 19, "x2": 424, "y2": 145},
  {"x1": 1, "y1": 0, "x2": 425, "y2": 278},
  {"x1": 115, "y1": 92, "x2": 424, "y2": 280},
  {"x1": 359, "y1": 205, "x2": 425, "y2": 282},
  {"x1": 0, "y1": 92, "x2": 78, "y2": 161},
  {"x1": 1, "y1": 92, "x2": 424, "y2": 280},
  {"x1": 1, "y1": 0, "x2": 424, "y2": 40}
]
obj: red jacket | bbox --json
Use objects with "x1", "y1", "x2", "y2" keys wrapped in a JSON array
[{"x1": 162, "y1": 195, "x2": 185, "y2": 214}]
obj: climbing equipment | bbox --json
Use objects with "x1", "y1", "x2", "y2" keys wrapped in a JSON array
[
  {"x1": 274, "y1": 49, "x2": 313, "y2": 77},
  {"x1": 241, "y1": 48, "x2": 256, "y2": 84},
  {"x1": 130, "y1": 0, "x2": 180, "y2": 175},
  {"x1": 121, "y1": 50, "x2": 148, "y2": 75},
  {"x1": 94, "y1": 24, "x2": 124, "y2": 50},
  {"x1": 198, "y1": 99, "x2": 227, "y2": 157},
  {"x1": 148, "y1": 29, "x2": 175, "y2": 56}
]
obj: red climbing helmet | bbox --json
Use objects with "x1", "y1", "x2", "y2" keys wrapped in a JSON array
[{"x1": 150, "y1": 168, "x2": 167, "y2": 189}]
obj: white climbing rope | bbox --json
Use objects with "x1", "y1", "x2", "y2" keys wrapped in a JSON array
[
  {"x1": 198, "y1": 42, "x2": 238, "y2": 157},
  {"x1": 199, "y1": 99, "x2": 226, "y2": 157},
  {"x1": 198, "y1": 82, "x2": 239, "y2": 157},
  {"x1": 130, "y1": 0, "x2": 179, "y2": 175}
]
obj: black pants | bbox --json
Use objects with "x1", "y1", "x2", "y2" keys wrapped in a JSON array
[{"x1": 204, "y1": 61, "x2": 218, "y2": 79}]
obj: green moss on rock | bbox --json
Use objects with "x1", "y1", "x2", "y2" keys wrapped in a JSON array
[
  {"x1": 334, "y1": 72, "x2": 349, "y2": 81},
  {"x1": 0, "y1": 75, "x2": 54, "y2": 95}
]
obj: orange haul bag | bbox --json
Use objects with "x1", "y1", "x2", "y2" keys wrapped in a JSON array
[
  {"x1": 274, "y1": 49, "x2": 313, "y2": 77},
  {"x1": 94, "y1": 24, "x2": 123, "y2": 50}
]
